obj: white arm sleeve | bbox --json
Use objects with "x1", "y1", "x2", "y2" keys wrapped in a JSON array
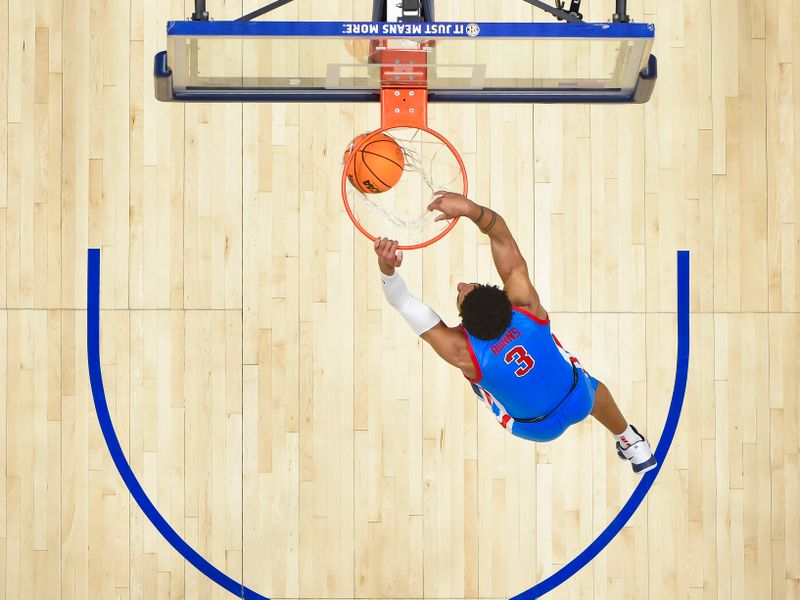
[{"x1": 381, "y1": 271, "x2": 442, "y2": 336}]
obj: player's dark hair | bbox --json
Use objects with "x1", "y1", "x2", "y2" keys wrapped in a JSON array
[{"x1": 459, "y1": 284, "x2": 513, "y2": 341}]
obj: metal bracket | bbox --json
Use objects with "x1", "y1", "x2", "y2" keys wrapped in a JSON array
[
  {"x1": 374, "y1": 0, "x2": 434, "y2": 22},
  {"x1": 568, "y1": 0, "x2": 583, "y2": 20},
  {"x1": 521, "y1": 0, "x2": 583, "y2": 22},
  {"x1": 398, "y1": 0, "x2": 426, "y2": 23},
  {"x1": 381, "y1": 88, "x2": 427, "y2": 128}
]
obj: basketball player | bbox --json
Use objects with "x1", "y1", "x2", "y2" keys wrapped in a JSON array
[{"x1": 374, "y1": 191, "x2": 657, "y2": 474}]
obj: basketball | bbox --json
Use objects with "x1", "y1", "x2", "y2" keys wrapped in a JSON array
[{"x1": 344, "y1": 132, "x2": 405, "y2": 194}]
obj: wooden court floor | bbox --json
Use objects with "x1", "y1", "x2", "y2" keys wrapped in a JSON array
[{"x1": 1, "y1": 0, "x2": 799, "y2": 598}]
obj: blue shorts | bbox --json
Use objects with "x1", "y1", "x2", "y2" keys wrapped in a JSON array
[{"x1": 472, "y1": 369, "x2": 599, "y2": 443}]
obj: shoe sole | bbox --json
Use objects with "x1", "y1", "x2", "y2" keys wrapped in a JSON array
[
  {"x1": 631, "y1": 455, "x2": 658, "y2": 474},
  {"x1": 617, "y1": 443, "x2": 658, "y2": 474}
]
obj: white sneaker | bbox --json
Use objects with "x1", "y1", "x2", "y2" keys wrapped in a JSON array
[{"x1": 616, "y1": 424, "x2": 658, "y2": 474}]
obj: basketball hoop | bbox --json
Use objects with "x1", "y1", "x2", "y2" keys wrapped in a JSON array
[
  {"x1": 341, "y1": 124, "x2": 467, "y2": 250},
  {"x1": 341, "y1": 52, "x2": 469, "y2": 250}
]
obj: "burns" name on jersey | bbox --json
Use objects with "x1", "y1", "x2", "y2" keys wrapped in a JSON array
[{"x1": 490, "y1": 327, "x2": 521, "y2": 356}]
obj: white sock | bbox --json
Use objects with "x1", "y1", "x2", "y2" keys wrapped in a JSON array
[{"x1": 614, "y1": 424, "x2": 643, "y2": 449}]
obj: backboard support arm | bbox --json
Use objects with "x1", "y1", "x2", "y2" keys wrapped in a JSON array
[
  {"x1": 520, "y1": 0, "x2": 583, "y2": 22},
  {"x1": 613, "y1": 0, "x2": 631, "y2": 22},
  {"x1": 236, "y1": 0, "x2": 296, "y2": 22},
  {"x1": 191, "y1": 0, "x2": 208, "y2": 21}
]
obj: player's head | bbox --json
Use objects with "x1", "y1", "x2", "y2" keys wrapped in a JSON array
[{"x1": 457, "y1": 282, "x2": 512, "y2": 341}]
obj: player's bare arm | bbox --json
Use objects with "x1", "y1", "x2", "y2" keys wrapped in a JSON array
[
  {"x1": 427, "y1": 192, "x2": 547, "y2": 321},
  {"x1": 374, "y1": 237, "x2": 476, "y2": 378},
  {"x1": 419, "y1": 322, "x2": 477, "y2": 378}
]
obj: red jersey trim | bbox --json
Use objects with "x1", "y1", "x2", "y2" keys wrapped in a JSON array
[
  {"x1": 552, "y1": 333, "x2": 581, "y2": 366},
  {"x1": 512, "y1": 305, "x2": 549, "y2": 325},
  {"x1": 457, "y1": 325, "x2": 483, "y2": 383}
]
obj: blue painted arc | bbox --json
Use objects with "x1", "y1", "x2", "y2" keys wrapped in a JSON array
[
  {"x1": 515, "y1": 249, "x2": 690, "y2": 598},
  {"x1": 86, "y1": 249, "x2": 267, "y2": 600},
  {"x1": 87, "y1": 248, "x2": 689, "y2": 600}
]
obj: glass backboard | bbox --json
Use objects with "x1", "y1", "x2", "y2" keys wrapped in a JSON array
[{"x1": 155, "y1": 21, "x2": 656, "y2": 103}]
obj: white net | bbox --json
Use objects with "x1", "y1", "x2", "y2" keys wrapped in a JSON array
[{"x1": 343, "y1": 127, "x2": 466, "y2": 247}]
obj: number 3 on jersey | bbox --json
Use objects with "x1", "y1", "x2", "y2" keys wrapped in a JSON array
[{"x1": 504, "y1": 345, "x2": 535, "y2": 377}]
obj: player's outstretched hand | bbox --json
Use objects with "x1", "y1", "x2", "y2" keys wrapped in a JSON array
[
  {"x1": 374, "y1": 237, "x2": 404, "y2": 276},
  {"x1": 427, "y1": 191, "x2": 476, "y2": 222}
]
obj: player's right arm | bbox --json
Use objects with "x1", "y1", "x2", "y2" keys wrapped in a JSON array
[
  {"x1": 374, "y1": 238, "x2": 478, "y2": 378},
  {"x1": 427, "y1": 192, "x2": 547, "y2": 321}
]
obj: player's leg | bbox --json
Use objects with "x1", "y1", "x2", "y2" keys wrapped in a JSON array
[
  {"x1": 588, "y1": 379, "x2": 657, "y2": 474},
  {"x1": 588, "y1": 382, "x2": 627, "y2": 435}
]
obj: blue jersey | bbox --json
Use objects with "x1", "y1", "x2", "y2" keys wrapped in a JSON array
[{"x1": 460, "y1": 307, "x2": 578, "y2": 421}]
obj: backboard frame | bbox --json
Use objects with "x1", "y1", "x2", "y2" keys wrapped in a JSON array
[{"x1": 154, "y1": 20, "x2": 657, "y2": 104}]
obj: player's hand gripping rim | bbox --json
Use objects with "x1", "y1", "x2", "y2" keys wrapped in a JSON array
[
  {"x1": 427, "y1": 190, "x2": 477, "y2": 222},
  {"x1": 374, "y1": 237, "x2": 404, "y2": 276}
]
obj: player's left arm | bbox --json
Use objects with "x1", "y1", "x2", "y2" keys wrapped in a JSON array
[
  {"x1": 374, "y1": 238, "x2": 472, "y2": 372},
  {"x1": 427, "y1": 192, "x2": 547, "y2": 320}
]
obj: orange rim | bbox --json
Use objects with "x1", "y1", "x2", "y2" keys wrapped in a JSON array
[{"x1": 341, "y1": 125, "x2": 468, "y2": 251}]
